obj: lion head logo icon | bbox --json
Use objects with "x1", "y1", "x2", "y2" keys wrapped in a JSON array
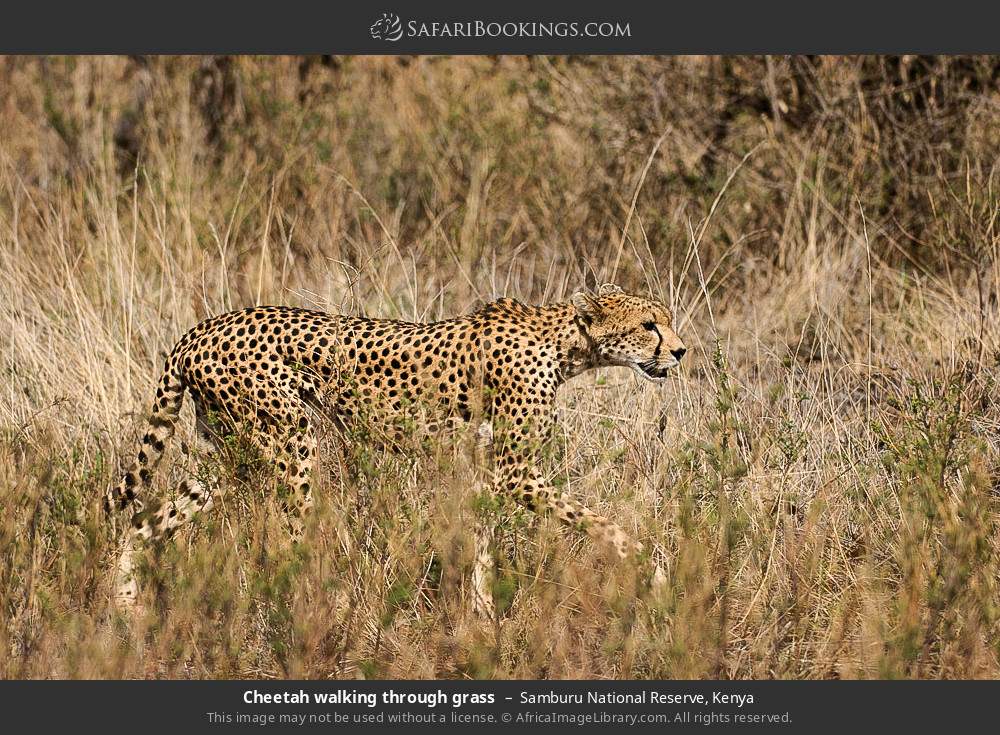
[{"x1": 370, "y1": 13, "x2": 404, "y2": 41}]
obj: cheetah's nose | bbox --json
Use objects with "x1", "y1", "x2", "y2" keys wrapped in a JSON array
[{"x1": 671, "y1": 347, "x2": 687, "y2": 361}]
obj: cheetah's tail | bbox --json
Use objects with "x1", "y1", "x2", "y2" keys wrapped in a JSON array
[{"x1": 105, "y1": 360, "x2": 186, "y2": 514}]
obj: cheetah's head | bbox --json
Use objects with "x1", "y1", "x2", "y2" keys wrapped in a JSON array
[{"x1": 572, "y1": 283, "x2": 686, "y2": 383}]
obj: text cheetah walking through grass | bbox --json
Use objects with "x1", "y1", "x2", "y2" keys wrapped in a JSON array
[{"x1": 107, "y1": 284, "x2": 686, "y2": 615}]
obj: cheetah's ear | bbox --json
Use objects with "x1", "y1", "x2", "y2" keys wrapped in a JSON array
[
  {"x1": 571, "y1": 290, "x2": 604, "y2": 320},
  {"x1": 597, "y1": 283, "x2": 623, "y2": 296}
]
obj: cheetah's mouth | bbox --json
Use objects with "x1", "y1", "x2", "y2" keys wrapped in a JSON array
[{"x1": 631, "y1": 359, "x2": 679, "y2": 384}]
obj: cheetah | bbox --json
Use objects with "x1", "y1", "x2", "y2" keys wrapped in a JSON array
[{"x1": 107, "y1": 283, "x2": 686, "y2": 615}]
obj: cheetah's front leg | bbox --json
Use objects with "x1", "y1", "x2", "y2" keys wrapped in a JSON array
[
  {"x1": 480, "y1": 382, "x2": 663, "y2": 616},
  {"x1": 500, "y1": 463, "x2": 644, "y2": 561},
  {"x1": 500, "y1": 464, "x2": 667, "y2": 598}
]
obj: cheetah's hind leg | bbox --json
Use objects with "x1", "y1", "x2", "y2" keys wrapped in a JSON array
[
  {"x1": 471, "y1": 519, "x2": 496, "y2": 619},
  {"x1": 114, "y1": 476, "x2": 218, "y2": 614},
  {"x1": 113, "y1": 405, "x2": 223, "y2": 616}
]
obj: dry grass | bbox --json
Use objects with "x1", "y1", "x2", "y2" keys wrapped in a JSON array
[{"x1": 1, "y1": 55, "x2": 999, "y2": 679}]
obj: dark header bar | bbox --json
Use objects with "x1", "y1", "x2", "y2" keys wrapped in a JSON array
[{"x1": 2, "y1": 0, "x2": 1000, "y2": 54}]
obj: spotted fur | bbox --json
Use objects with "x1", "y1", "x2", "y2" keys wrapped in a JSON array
[{"x1": 109, "y1": 283, "x2": 686, "y2": 613}]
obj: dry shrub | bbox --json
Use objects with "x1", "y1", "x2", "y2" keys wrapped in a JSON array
[{"x1": 1, "y1": 55, "x2": 998, "y2": 678}]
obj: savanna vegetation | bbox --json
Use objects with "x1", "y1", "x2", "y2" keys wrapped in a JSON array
[{"x1": 1, "y1": 55, "x2": 999, "y2": 678}]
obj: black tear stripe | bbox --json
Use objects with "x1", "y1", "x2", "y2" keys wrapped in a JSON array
[{"x1": 651, "y1": 325, "x2": 662, "y2": 359}]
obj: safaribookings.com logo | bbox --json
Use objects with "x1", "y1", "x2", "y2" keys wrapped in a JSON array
[
  {"x1": 370, "y1": 13, "x2": 404, "y2": 41},
  {"x1": 370, "y1": 13, "x2": 631, "y2": 41}
]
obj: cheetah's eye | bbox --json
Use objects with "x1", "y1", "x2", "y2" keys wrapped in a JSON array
[{"x1": 642, "y1": 321, "x2": 656, "y2": 331}]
